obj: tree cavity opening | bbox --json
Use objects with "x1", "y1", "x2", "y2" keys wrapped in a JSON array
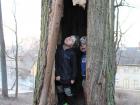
[{"x1": 56, "y1": 0, "x2": 87, "y2": 105}]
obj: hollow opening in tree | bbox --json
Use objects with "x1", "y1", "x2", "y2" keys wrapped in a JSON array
[
  {"x1": 60, "y1": 0, "x2": 87, "y2": 41},
  {"x1": 56, "y1": 0, "x2": 87, "y2": 104}
]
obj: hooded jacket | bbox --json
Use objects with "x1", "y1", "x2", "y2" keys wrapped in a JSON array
[{"x1": 55, "y1": 45, "x2": 77, "y2": 82}]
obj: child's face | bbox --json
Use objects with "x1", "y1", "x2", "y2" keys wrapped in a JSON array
[
  {"x1": 64, "y1": 36, "x2": 75, "y2": 47},
  {"x1": 80, "y1": 44, "x2": 86, "y2": 52}
]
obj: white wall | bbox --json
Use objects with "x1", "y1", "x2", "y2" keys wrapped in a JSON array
[{"x1": 116, "y1": 65, "x2": 140, "y2": 90}]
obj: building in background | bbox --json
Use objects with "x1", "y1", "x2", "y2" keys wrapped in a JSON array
[{"x1": 116, "y1": 47, "x2": 140, "y2": 90}]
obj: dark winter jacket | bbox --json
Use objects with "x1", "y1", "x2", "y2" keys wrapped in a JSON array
[{"x1": 55, "y1": 45, "x2": 77, "y2": 82}]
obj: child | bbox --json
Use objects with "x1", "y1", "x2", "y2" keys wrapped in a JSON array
[
  {"x1": 55, "y1": 35, "x2": 79, "y2": 105},
  {"x1": 80, "y1": 36, "x2": 87, "y2": 80}
]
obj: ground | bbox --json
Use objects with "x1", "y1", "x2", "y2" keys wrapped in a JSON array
[
  {"x1": 0, "y1": 89, "x2": 140, "y2": 105},
  {"x1": 115, "y1": 89, "x2": 140, "y2": 105},
  {"x1": 0, "y1": 92, "x2": 33, "y2": 105}
]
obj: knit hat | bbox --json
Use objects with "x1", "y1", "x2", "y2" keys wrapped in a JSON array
[{"x1": 80, "y1": 36, "x2": 87, "y2": 45}]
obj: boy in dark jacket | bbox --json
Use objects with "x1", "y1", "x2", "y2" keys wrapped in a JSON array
[{"x1": 55, "y1": 35, "x2": 79, "y2": 105}]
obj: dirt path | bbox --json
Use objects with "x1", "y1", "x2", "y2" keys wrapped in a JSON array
[
  {"x1": 1, "y1": 89, "x2": 140, "y2": 105},
  {"x1": 0, "y1": 92, "x2": 33, "y2": 105}
]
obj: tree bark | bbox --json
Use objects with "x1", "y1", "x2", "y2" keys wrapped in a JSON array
[
  {"x1": 0, "y1": 0, "x2": 8, "y2": 97},
  {"x1": 86, "y1": 0, "x2": 116, "y2": 105},
  {"x1": 33, "y1": 0, "x2": 63, "y2": 105}
]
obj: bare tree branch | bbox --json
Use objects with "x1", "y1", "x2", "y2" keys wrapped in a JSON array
[
  {"x1": 115, "y1": 0, "x2": 135, "y2": 8},
  {"x1": 9, "y1": 79, "x2": 16, "y2": 90},
  {"x1": 0, "y1": 47, "x2": 15, "y2": 59},
  {"x1": 3, "y1": 24, "x2": 15, "y2": 33}
]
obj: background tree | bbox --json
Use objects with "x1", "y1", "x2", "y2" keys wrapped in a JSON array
[
  {"x1": 0, "y1": 0, "x2": 8, "y2": 97},
  {"x1": 33, "y1": 0, "x2": 116, "y2": 105},
  {"x1": 13, "y1": 0, "x2": 18, "y2": 97},
  {"x1": 4, "y1": 0, "x2": 19, "y2": 97}
]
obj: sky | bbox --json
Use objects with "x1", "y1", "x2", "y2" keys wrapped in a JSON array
[
  {"x1": 1, "y1": 0, "x2": 140, "y2": 47},
  {"x1": 117, "y1": 0, "x2": 140, "y2": 47},
  {"x1": 1, "y1": 0, "x2": 41, "y2": 47}
]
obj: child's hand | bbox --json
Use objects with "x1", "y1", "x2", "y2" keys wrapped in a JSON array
[
  {"x1": 71, "y1": 80, "x2": 75, "y2": 84},
  {"x1": 56, "y1": 76, "x2": 60, "y2": 81}
]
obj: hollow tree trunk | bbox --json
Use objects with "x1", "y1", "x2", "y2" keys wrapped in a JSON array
[
  {"x1": 33, "y1": 0, "x2": 116, "y2": 105},
  {"x1": 86, "y1": 0, "x2": 116, "y2": 105},
  {"x1": 33, "y1": 0, "x2": 63, "y2": 105}
]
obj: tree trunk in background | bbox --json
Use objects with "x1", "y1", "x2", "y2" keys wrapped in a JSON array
[
  {"x1": 86, "y1": 0, "x2": 116, "y2": 105},
  {"x1": 33, "y1": 0, "x2": 63, "y2": 105},
  {"x1": 12, "y1": 0, "x2": 18, "y2": 97},
  {"x1": 0, "y1": 0, "x2": 8, "y2": 97},
  {"x1": 14, "y1": 14, "x2": 18, "y2": 98}
]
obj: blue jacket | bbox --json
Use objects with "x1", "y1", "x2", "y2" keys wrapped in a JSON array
[{"x1": 81, "y1": 52, "x2": 86, "y2": 80}]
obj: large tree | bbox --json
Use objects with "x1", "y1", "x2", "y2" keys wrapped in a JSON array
[
  {"x1": 86, "y1": 0, "x2": 116, "y2": 105},
  {"x1": 33, "y1": 0, "x2": 116, "y2": 105},
  {"x1": 0, "y1": 0, "x2": 8, "y2": 97}
]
